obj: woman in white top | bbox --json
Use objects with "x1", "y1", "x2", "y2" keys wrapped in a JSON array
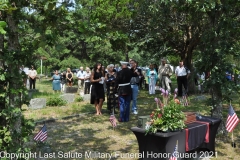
[{"x1": 84, "y1": 67, "x2": 91, "y2": 94}]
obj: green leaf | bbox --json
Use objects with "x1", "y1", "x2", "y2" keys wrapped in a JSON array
[{"x1": 0, "y1": 21, "x2": 7, "y2": 34}]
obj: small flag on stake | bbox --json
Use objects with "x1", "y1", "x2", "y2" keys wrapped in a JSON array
[
  {"x1": 34, "y1": 124, "x2": 47, "y2": 142},
  {"x1": 226, "y1": 105, "x2": 239, "y2": 132},
  {"x1": 169, "y1": 140, "x2": 178, "y2": 160},
  {"x1": 109, "y1": 114, "x2": 117, "y2": 128},
  {"x1": 182, "y1": 95, "x2": 189, "y2": 106}
]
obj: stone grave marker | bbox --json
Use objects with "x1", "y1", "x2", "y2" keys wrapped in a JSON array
[
  {"x1": 194, "y1": 95, "x2": 206, "y2": 101},
  {"x1": 28, "y1": 89, "x2": 39, "y2": 99},
  {"x1": 60, "y1": 94, "x2": 75, "y2": 103},
  {"x1": 29, "y1": 98, "x2": 46, "y2": 109},
  {"x1": 65, "y1": 87, "x2": 78, "y2": 93},
  {"x1": 83, "y1": 94, "x2": 90, "y2": 101}
]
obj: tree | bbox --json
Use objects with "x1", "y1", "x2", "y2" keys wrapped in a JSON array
[{"x1": 0, "y1": 0, "x2": 71, "y2": 154}]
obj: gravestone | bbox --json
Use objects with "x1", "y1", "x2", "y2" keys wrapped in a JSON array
[
  {"x1": 29, "y1": 98, "x2": 46, "y2": 109},
  {"x1": 83, "y1": 94, "x2": 90, "y2": 101},
  {"x1": 28, "y1": 89, "x2": 39, "y2": 99},
  {"x1": 60, "y1": 94, "x2": 75, "y2": 103},
  {"x1": 195, "y1": 95, "x2": 206, "y2": 101},
  {"x1": 65, "y1": 87, "x2": 78, "y2": 93}
]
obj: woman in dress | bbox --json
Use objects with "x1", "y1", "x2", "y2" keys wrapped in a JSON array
[
  {"x1": 105, "y1": 64, "x2": 118, "y2": 114},
  {"x1": 66, "y1": 68, "x2": 73, "y2": 87},
  {"x1": 90, "y1": 63, "x2": 105, "y2": 115},
  {"x1": 147, "y1": 64, "x2": 158, "y2": 94},
  {"x1": 51, "y1": 70, "x2": 61, "y2": 92}
]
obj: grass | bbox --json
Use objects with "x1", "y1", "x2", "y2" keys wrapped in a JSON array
[{"x1": 23, "y1": 79, "x2": 240, "y2": 160}]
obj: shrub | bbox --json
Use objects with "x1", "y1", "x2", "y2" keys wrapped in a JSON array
[
  {"x1": 75, "y1": 96, "x2": 84, "y2": 102},
  {"x1": 47, "y1": 97, "x2": 67, "y2": 106}
]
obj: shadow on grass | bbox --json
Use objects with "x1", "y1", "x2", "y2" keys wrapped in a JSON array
[{"x1": 33, "y1": 117, "x2": 139, "y2": 160}]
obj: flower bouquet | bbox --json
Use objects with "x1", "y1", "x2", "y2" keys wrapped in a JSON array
[{"x1": 145, "y1": 98, "x2": 186, "y2": 134}]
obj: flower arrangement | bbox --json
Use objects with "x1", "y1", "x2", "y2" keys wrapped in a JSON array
[{"x1": 146, "y1": 97, "x2": 186, "y2": 134}]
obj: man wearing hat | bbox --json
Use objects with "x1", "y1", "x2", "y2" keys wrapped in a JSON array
[
  {"x1": 114, "y1": 61, "x2": 134, "y2": 122},
  {"x1": 158, "y1": 58, "x2": 173, "y2": 93}
]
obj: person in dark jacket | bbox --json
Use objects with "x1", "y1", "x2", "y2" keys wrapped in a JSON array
[{"x1": 115, "y1": 61, "x2": 134, "y2": 122}]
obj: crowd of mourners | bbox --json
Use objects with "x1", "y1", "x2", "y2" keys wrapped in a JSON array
[
  {"x1": 21, "y1": 57, "x2": 240, "y2": 123},
  {"x1": 21, "y1": 58, "x2": 193, "y2": 122}
]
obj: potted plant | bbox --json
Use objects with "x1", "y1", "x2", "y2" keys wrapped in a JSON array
[{"x1": 146, "y1": 98, "x2": 186, "y2": 134}]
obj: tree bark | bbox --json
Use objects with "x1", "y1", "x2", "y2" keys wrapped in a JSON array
[
  {"x1": 5, "y1": 12, "x2": 22, "y2": 148},
  {"x1": 211, "y1": 83, "x2": 226, "y2": 135}
]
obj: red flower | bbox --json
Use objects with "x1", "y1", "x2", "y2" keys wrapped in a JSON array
[
  {"x1": 174, "y1": 99, "x2": 180, "y2": 104},
  {"x1": 150, "y1": 114, "x2": 154, "y2": 118},
  {"x1": 158, "y1": 114, "x2": 162, "y2": 118}
]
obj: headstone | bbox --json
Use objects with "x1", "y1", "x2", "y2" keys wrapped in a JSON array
[
  {"x1": 137, "y1": 115, "x2": 150, "y2": 129},
  {"x1": 65, "y1": 87, "x2": 78, "y2": 93},
  {"x1": 28, "y1": 89, "x2": 39, "y2": 99},
  {"x1": 83, "y1": 94, "x2": 90, "y2": 101},
  {"x1": 29, "y1": 98, "x2": 46, "y2": 109},
  {"x1": 195, "y1": 95, "x2": 206, "y2": 101},
  {"x1": 79, "y1": 90, "x2": 84, "y2": 96},
  {"x1": 60, "y1": 94, "x2": 75, "y2": 103}
]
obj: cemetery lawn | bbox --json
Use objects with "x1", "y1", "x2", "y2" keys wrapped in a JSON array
[{"x1": 24, "y1": 79, "x2": 240, "y2": 160}]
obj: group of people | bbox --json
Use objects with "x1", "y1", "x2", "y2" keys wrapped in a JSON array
[
  {"x1": 89, "y1": 60, "x2": 141, "y2": 122},
  {"x1": 145, "y1": 58, "x2": 191, "y2": 97},
  {"x1": 56, "y1": 58, "x2": 191, "y2": 122}
]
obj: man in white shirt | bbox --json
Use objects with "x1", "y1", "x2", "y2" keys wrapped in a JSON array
[
  {"x1": 77, "y1": 66, "x2": 86, "y2": 90},
  {"x1": 28, "y1": 65, "x2": 37, "y2": 89},
  {"x1": 175, "y1": 60, "x2": 191, "y2": 96}
]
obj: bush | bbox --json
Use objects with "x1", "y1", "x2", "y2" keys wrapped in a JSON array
[
  {"x1": 37, "y1": 67, "x2": 50, "y2": 76},
  {"x1": 47, "y1": 97, "x2": 67, "y2": 106},
  {"x1": 75, "y1": 96, "x2": 84, "y2": 102}
]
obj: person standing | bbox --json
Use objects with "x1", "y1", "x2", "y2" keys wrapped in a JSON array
[
  {"x1": 105, "y1": 64, "x2": 118, "y2": 114},
  {"x1": 51, "y1": 70, "x2": 61, "y2": 92},
  {"x1": 115, "y1": 61, "x2": 133, "y2": 122},
  {"x1": 147, "y1": 64, "x2": 158, "y2": 94},
  {"x1": 77, "y1": 67, "x2": 86, "y2": 90},
  {"x1": 60, "y1": 71, "x2": 66, "y2": 92},
  {"x1": 28, "y1": 65, "x2": 37, "y2": 89},
  {"x1": 130, "y1": 59, "x2": 141, "y2": 115},
  {"x1": 90, "y1": 63, "x2": 105, "y2": 115},
  {"x1": 66, "y1": 68, "x2": 73, "y2": 87},
  {"x1": 84, "y1": 67, "x2": 91, "y2": 94},
  {"x1": 102, "y1": 65, "x2": 107, "y2": 92},
  {"x1": 158, "y1": 58, "x2": 173, "y2": 93},
  {"x1": 175, "y1": 60, "x2": 191, "y2": 96}
]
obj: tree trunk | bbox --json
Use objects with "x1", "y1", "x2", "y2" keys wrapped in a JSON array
[
  {"x1": 0, "y1": 30, "x2": 6, "y2": 130},
  {"x1": 180, "y1": 47, "x2": 196, "y2": 95},
  {"x1": 6, "y1": 12, "x2": 22, "y2": 148},
  {"x1": 211, "y1": 83, "x2": 226, "y2": 135}
]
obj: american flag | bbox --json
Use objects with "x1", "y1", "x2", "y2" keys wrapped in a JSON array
[
  {"x1": 109, "y1": 115, "x2": 117, "y2": 128},
  {"x1": 169, "y1": 140, "x2": 178, "y2": 160},
  {"x1": 226, "y1": 105, "x2": 239, "y2": 132},
  {"x1": 182, "y1": 95, "x2": 189, "y2": 106},
  {"x1": 34, "y1": 124, "x2": 47, "y2": 142}
]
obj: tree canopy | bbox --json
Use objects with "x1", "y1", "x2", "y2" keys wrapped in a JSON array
[{"x1": 1, "y1": 0, "x2": 240, "y2": 153}]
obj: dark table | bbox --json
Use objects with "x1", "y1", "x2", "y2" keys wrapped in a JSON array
[{"x1": 130, "y1": 116, "x2": 221, "y2": 160}]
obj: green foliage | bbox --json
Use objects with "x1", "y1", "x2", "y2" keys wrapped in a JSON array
[
  {"x1": 47, "y1": 97, "x2": 67, "y2": 106},
  {"x1": 146, "y1": 100, "x2": 186, "y2": 134},
  {"x1": 75, "y1": 96, "x2": 83, "y2": 102},
  {"x1": 59, "y1": 56, "x2": 82, "y2": 70},
  {"x1": 36, "y1": 66, "x2": 50, "y2": 76},
  {"x1": 0, "y1": 21, "x2": 7, "y2": 34},
  {"x1": 0, "y1": 107, "x2": 35, "y2": 152}
]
